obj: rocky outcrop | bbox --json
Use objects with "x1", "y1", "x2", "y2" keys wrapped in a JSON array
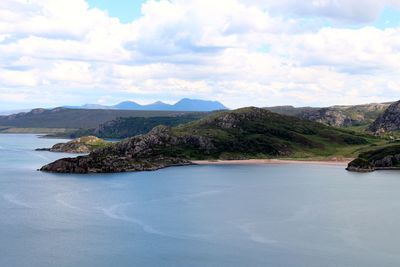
[
  {"x1": 36, "y1": 136, "x2": 108, "y2": 153},
  {"x1": 202, "y1": 107, "x2": 271, "y2": 129},
  {"x1": 368, "y1": 101, "x2": 400, "y2": 134},
  {"x1": 266, "y1": 103, "x2": 390, "y2": 127},
  {"x1": 299, "y1": 108, "x2": 356, "y2": 127},
  {"x1": 40, "y1": 126, "x2": 206, "y2": 173},
  {"x1": 40, "y1": 155, "x2": 192, "y2": 174},
  {"x1": 347, "y1": 145, "x2": 400, "y2": 172}
]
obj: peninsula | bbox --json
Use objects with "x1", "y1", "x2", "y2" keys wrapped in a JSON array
[{"x1": 40, "y1": 107, "x2": 375, "y2": 173}]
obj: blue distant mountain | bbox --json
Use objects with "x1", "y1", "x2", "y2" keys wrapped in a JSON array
[
  {"x1": 65, "y1": 98, "x2": 227, "y2": 112},
  {"x1": 113, "y1": 101, "x2": 142, "y2": 110},
  {"x1": 173, "y1": 98, "x2": 227, "y2": 111},
  {"x1": 144, "y1": 101, "x2": 172, "y2": 110}
]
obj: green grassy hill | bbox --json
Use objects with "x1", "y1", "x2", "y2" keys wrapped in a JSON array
[{"x1": 170, "y1": 107, "x2": 378, "y2": 160}]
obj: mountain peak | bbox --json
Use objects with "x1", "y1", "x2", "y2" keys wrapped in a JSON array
[
  {"x1": 152, "y1": 101, "x2": 167, "y2": 105},
  {"x1": 173, "y1": 98, "x2": 227, "y2": 111},
  {"x1": 113, "y1": 101, "x2": 141, "y2": 109}
]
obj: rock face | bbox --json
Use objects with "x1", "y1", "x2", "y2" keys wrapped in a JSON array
[
  {"x1": 266, "y1": 103, "x2": 390, "y2": 127},
  {"x1": 37, "y1": 136, "x2": 108, "y2": 153},
  {"x1": 368, "y1": 100, "x2": 400, "y2": 134},
  {"x1": 299, "y1": 108, "x2": 356, "y2": 127},
  {"x1": 347, "y1": 145, "x2": 400, "y2": 172}
]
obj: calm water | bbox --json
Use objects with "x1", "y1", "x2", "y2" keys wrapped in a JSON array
[{"x1": 1, "y1": 134, "x2": 400, "y2": 267}]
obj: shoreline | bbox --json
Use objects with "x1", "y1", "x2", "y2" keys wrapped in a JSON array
[{"x1": 192, "y1": 158, "x2": 352, "y2": 166}]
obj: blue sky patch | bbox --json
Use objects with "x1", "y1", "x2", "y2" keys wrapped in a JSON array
[
  {"x1": 87, "y1": 0, "x2": 148, "y2": 23},
  {"x1": 373, "y1": 7, "x2": 400, "y2": 29}
]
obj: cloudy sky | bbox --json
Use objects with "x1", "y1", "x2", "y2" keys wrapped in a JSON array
[{"x1": 1, "y1": 0, "x2": 400, "y2": 110}]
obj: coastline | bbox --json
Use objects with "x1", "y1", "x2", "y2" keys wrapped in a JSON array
[{"x1": 192, "y1": 158, "x2": 352, "y2": 166}]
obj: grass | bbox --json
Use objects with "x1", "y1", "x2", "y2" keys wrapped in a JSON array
[{"x1": 345, "y1": 123, "x2": 370, "y2": 133}]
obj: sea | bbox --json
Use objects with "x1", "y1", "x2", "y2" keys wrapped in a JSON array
[{"x1": 1, "y1": 134, "x2": 400, "y2": 267}]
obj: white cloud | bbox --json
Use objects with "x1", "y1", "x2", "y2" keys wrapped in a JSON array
[
  {"x1": 1, "y1": 0, "x2": 400, "y2": 110},
  {"x1": 247, "y1": 0, "x2": 400, "y2": 23},
  {"x1": 0, "y1": 69, "x2": 38, "y2": 87},
  {"x1": 274, "y1": 27, "x2": 400, "y2": 72}
]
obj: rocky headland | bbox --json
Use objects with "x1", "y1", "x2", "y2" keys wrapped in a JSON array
[{"x1": 347, "y1": 145, "x2": 400, "y2": 172}]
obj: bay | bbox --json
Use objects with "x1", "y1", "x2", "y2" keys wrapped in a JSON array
[{"x1": 1, "y1": 134, "x2": 400, "y2": 267}]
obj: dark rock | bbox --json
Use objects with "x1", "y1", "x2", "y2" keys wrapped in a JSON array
[{"x1": 35, "y1": 148, "x2": 51, "y2": 151}]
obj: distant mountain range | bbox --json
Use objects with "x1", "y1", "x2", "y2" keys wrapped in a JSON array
[
  {"x1": 0, "y1": 108, "x2": 199, "y2": 129},
  {"x1": 65, "y1": 98, "x2": 227, "y2": 112}
]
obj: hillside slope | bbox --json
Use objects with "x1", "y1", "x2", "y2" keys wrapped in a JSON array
[
  {"x1": 41, "y1": 107, "x2": 375, "y2": 173},
  {"x1": 0, "y1": 108, "x2": 196, "y2": 129},
  {"x1": 69, "y1": 114, "x2": 206, "y2": 139},
  {"x1": 266, "y1": 103, "x2": 390, "y2": 127}
]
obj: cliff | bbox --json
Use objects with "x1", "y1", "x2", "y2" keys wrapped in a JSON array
[{"x1": 368, "y1": 100, "x2": 400, "y2": 134}]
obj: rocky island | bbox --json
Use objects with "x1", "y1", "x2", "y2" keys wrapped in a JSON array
[
  {"x1": 36, "y1": 136, "x2": 109, "y2": 153},
  {"x1": 40, "y1": 107, "x2": 373, "y2": 174}
]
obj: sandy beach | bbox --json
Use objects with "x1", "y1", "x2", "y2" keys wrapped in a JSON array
[{"x1": 192, "y1": 158, "x2": 352, "y2": 166}]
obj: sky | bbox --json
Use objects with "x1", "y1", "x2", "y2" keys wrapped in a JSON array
[{"x1": 1, "y1": 0, "x2": 400, "y2": 110}]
